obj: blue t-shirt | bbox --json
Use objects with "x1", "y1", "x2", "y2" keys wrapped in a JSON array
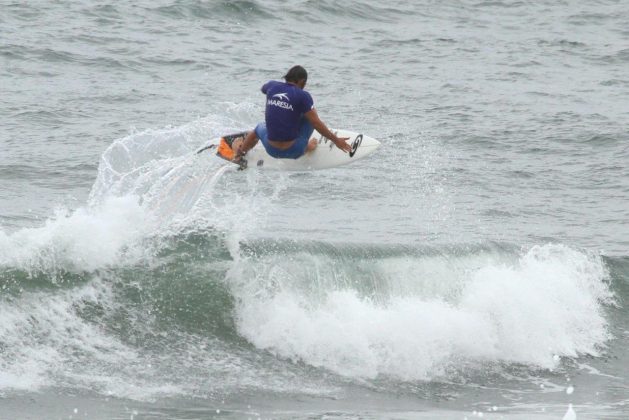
[{"x1": 262, "y1": 80, "x2": 314, "y2": 141}]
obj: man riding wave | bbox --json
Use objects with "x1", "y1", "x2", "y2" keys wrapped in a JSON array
[{"x1": 235, "y1": 65, "x2": 351, "y2": 161}]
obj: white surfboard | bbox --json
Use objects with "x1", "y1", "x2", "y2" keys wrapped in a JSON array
[{"x1": 197, "y1": 129, "x2": 380, "y2": 171}]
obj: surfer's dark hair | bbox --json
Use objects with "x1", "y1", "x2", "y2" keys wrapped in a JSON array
[{"x1": 283, "y1": 65, "x2": 308, "y2": 83}]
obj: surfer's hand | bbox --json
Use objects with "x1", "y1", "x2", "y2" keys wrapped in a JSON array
[{"x1": 334, "y1": 137, "x2": 351, "y2": 153}]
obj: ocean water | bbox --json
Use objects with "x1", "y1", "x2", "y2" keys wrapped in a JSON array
[{"x1": 1, "y1": 1, "x2": 629, "y2": 419}]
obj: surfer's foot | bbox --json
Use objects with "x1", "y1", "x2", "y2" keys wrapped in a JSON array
[{"x1": 306, "y1": 138, "x2": 318, "y2": 154}]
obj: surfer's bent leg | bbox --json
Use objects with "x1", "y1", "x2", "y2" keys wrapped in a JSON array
[
  {"x1": 275, "y1": 117, "x2": 315, "y2": 159},
  {"x1": 298, "y1": 118, "x2": 317, "y2": 155},
  {"x1": 256, "y1": 122, "x2": 291, "y2": 159},
  {"x1": 251, "y1": 120, "x2": 314, "y2": 159},
  {"x1": 306, "y1": 138, "x2": 317, "y2": 153}
]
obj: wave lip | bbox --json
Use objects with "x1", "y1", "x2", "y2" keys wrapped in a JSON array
[{"x1": 237, "y1": 244, "x2": 613, "y2": 380}]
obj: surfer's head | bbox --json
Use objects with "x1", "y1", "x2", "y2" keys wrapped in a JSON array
[{"x1": 284, "y1": 65, "x2": 307, "y2": 88}]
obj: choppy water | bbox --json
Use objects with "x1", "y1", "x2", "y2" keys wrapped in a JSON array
[{"x1": 2, "y1": 1, "x2": 629, "y2": 419}]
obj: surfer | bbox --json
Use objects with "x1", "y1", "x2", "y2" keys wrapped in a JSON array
[{"x1": 234, "y1": 65, "x2": 351, "y2": 161}]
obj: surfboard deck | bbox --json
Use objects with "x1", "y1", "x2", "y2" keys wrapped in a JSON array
[{"x1": 197, "y1": 129, "x2": 380, "y2": 171}]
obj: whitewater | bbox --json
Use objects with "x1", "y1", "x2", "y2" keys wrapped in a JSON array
[{"x1": 2, "y1": 1, "x2": 629, "y2": 419}]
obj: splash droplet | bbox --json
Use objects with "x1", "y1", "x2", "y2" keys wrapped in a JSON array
[{"x1": 562, "y1": 403, "x2": 576, "y2": 420}]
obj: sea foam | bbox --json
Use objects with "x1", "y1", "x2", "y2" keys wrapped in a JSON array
[{"x1": 236, "y1": 244, "x2": 613, "y2": 380}]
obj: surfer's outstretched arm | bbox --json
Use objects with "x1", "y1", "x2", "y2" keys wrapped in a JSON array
[{"x1": 304, "y1": 109, "x2": 351, "y2": 153}]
